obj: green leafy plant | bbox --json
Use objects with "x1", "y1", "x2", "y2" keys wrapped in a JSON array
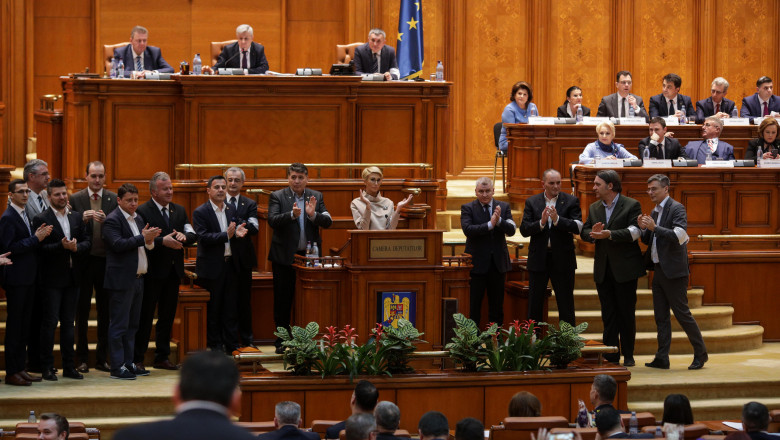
[
  {"x1": 545, "y1": 321, "x2": 588, "y2": 368},
  {"x1": 274, "y1": 322, "x2": 320, "y2": 375},
  {"x1": 445, "y1": 313, "x2": 497, "y2": 372},
  {"x1": 373, "y1": 319, "x2": 426, "y2": 374}
]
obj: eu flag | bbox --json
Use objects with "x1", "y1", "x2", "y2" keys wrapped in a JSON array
[{"x1": 397, "y1": 0, "x2": 424, "y2": 79}]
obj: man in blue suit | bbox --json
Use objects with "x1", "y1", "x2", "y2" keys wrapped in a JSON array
[
  {"x1": 0, "y1": 179, "x2": 52, "y2": 386},
  {"x1": 684, "y1": 116, "x2": 735, "y2": 164},
  {"x1": 103, "y1": 183, "x2": 160, "y2": 380},
  {"x1": 695, "y1": 77, "x2": 736, "y2": 123},
  {"x1": 353, "y1": 29, "x2": 399, "y2": 81},
  {"x1": 741, "y1": 76, "x2": 780, "y2": 119},
  {"x1": 212, "y1": 24, "x2": 269, "y2": 74},
  {"x1": 649, "y1": 73, "x2": 696, "y2": 119},
  {"x1": 114, "y1": 25, "x2": 174, "y2": 78}
]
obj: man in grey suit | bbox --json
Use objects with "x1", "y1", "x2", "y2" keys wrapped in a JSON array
[
  {"x1": 639, "y1": 174, "x2": 707, "y2": 370},
  {"x1": 597, "y1": 71, "x2": 650, "y2": 122}
]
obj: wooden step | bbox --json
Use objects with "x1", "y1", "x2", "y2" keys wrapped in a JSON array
[
  {"x1": 548, "y1": 305, "x2": 734, "y2": 333},
  {"x1": 548, "y1": 288, "x2": 704, "y2": 311},
  {"x1": 0, "y1": 342, "x2": 178, "y2": 370},
  {"x1": 0, "y1": 319, "x2": 161, "y2": 344},
  {"x1": 0, "y1": 297, "x2": 99, "y2": 322}
]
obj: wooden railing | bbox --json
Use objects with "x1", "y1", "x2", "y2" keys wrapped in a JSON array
[
  {"x1": 694, "y1": 234, "x2": 780, "y2": 250},
  {"x1": 174, "y1": 162, "x2": 434, "y2": 179}
]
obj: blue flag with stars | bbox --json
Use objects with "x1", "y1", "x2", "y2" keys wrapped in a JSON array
[{"x1": 397, "y1": 0, "x2": 424, "y2": 79}]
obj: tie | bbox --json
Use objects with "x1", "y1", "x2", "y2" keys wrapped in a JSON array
[
  {"x1": 228, "y1": 197, "x2": 238, "y2": 221},
  {"x1": 658, "y1": 142, "x2": 665, "y2": 159},
  {"x1": 241, "y1": 50, "x2": 247, "y2": 69},
  {"x1": 763, "y1": 102, "x2": 769, "y2": 116},
  {"x1": 21, "y1": 211, "x2": 32, "y2": 235},
  {"x1": 162, "y1": 207, "x2": 170, "y2": 228},
  {"x1": 707, "y1": 139, "x2": 716, "y2": 153},
  {"x1": 668, "y1": 99, "x2": 674, "y2": 116},
  {"x1": 92, "y1": 193, "x2": 99, "y2": 201},
  {"x1": 715, "y1": 102, "x2": 720, "y2": 114},
  {"x1": 621, "y1": 98, "x2": 627, "y2": 117},
  {"x1": 135, "y1": 56, "x2": 142, "y2": 71},
  {"x1": 38, "y1": 195, "x2": 45, "y2": 211},
  {"x1": 371, "y1": 53, "x2": 379, "y2": 73}
]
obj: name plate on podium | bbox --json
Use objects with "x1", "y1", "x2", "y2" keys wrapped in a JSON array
[
  {"x1": 704, "y1": 160, "x2": 734, "y2": 168},
  {"x1": 528, "y1": 117, "x2": 555, "y2": 125},
  {"x1": 642, "y1": 159, "x2": 672, "y2": 168},
  {"x1": 759, "y1": 159, "x2": 780, "y2": 168},
  {"x1": 581, "y1": 117, "x2": 610, "y2": 125},
  {"x1": 664, "y1": 116, "x2": 680, "y2": 126},
  {"x1": 618, "y1": 117, "x2": 647, "y2": 125},
  {"x1": 722, "y1": 118, "x2": 750, "y2": 126},
  {"x1": 370, "y1": 238, "x2": 426, "y2": 259},
  {"x1": 595, "y1": 159, "x2": 624, "y2": 168}
]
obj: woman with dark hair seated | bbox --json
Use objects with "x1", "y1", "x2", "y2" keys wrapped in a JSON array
[
  {"x1": 498, "y1": 81, "x2": 539, "y2": 152},
  {"x1": 662, "y1": 393, "x2": 694, "y2": 425},
  {"x1": 508, "y1": 391, "x2": 542, "y2": 417},
  {"x1": 557, "y1": 86, "x2": 591, "y2": 118},
  {"x1": 745, "y1": 117, "x2": 780, "y2": 160}
]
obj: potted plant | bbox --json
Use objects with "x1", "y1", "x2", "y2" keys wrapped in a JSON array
[
  {"x1": 545, "y1": 321, "x2": 589, "y2": 369},
  {"x1": 274, "y1": 322, "x2": 320, "y2": 375},
  {"x1": 445, "y1": 313, "x2": 497, "y2": 372}
]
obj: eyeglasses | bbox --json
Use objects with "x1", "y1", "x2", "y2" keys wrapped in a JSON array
[{"x1": 12, "y1": 189, "x2": 31, "y2": 194}]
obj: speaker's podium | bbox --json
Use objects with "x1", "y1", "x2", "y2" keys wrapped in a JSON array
[{"x1": 292, "y1": 229, "x2": 472, "y2": 350}]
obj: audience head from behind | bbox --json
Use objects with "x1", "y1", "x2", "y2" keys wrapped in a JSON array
[
  {"x1": 345, "y1": 413, "x2": 377, "y2": 440},
  {"x1": 287, "y1": 162, "x2": 309, "y2": 196},
  {"x1": 374, "y1": 401, "x2": 401, "y2": 433},
  {"x1": 508, "y1": 391, "x2": 542, "y2": 417},
  {"x1": 38, "y1": 413, "x2": 69, "y2": 440},
  {"x1": 418, "y1": 411, "x2": 449, "y2": 440},
  {"x1": 174, "y1": 350, "x2": 242, "y2": 416},
  {"x1": 742, "y1": 401, "x2": 771, "y2": 433},
  {"x1": 351, "y1": 380, "x2": 380, "y2": 414},
  {"x1": 590, "y1": 374, "x2": 618, "y2": 409},
  {"x1": 595, "y1": 406, "x2": 624, "y2": 437},
  {"x1": 662, "y1": 394, "x2": 694, "y2": 426},
  {"x1": 455, "y1": 417, "x2": 484, "y2": 440},
  {"x1": 274, "y1": 401, "x2": 303, "y2": 429}
]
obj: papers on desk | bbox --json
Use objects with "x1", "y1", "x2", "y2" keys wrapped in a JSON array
[
  {"x1": 722, "y1": 117, "x2": 750, "y2": 126},
  {"x1": 703, "y1": 160, "x2": 734, "y2": 168},
  {"x1": 642, "y1": 159, "x2": 672, "y2": 168},
  {"x1": 723, "y1": 421, "x2": 743, "y2": 430},
  {"x1": 528, "y1": 117, "x2": 556, "y2": 125}
]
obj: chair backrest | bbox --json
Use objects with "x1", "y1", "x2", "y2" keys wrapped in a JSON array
[
  {"x1": 211, "y1": 39, "x2": 237, "y2": 66},
  {"x1": 103, "y1": 42, "x2": 127, "y2": 73},
  {"x1": 550, "y1": 427, "x2": 599, "y2": 440},
  {"x1": 698, "y1": 435, "x2": 726, "y2": 440},
  {"x1": 682, "y1": 423, "x2": 709, "y2": 440},
  {"x1": 336, "y1": 42, "x2": 362, "y2": 63},
  {"x1": 770, "y1": 409, "x2": 780, "y2": 432},
  {"x1": 311, "y1": 420, "x2": 341, "y2": 436},
  {"x1": 502, "y1": 416, "x2": 571, "y2": 430},
  {"x1": 236, "y1": 421, "x2": 276, "y2": 435},
  {"x1": 493, "y1": 122, "x2": 503, "y2": 150},
  {"x1": 620, "y1": 412, "x2": 657, "y2": 429}
]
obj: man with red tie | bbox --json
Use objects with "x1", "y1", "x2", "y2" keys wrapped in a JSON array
[{"x1": 741, "y1": 76, "x2": 780, "y2": 120}]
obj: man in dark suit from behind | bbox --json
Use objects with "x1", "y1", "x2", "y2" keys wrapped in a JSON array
[
  {"x1": 640, "y1": 174, "x2": 707, "y2": 371},
  {"x1": 134, "y1": 172, "x2": 197, "y2": 371},
  {"x1": 374, "y1": 401, "x2": 403, "y2": 440},
  {"x1": 225, "y1": 167, "x2": 259, "y2": 348},
  {"x1": 648, "y1": 73, "x2": 696, "y2": 119},
  {"x1": 353, "y1": 29, "x2": 400, "y2": 81},
  {"x1": 34, "y1": 179, "x2": 92, "y2": 381},
  {"x1": 581, "y1": 170, "x2": 645, "y2": 367},
  {"x1": 70, "y1": 161, "x2": 118, "y2": 373},
  {"x1": 595, "y1": 406, "x2": 653, "y2": 439},
  {"x1": 114, "y1": 25, "x2": 174, "y2": 78},
  {"x1": 695, "y1": 77, "x2": 736, "y2": 123},
  {"x1": 103, "y1": 183, "x2": 161, "y2": 380},
  {"x1": 268, "y1": 163, "x2": 332, "y2": 354},
  {"x1": 0, "y1": 179, "x2": 52, "y2": 386},
  {"x1": 589, "y1": 374, "x2": 630, "y2": 416},
  {"x1": 113, "y1": 350, "x2": 257, "y2": 440},
  {"x1": 461, "y1": 177, "x2": 516, "y2": 327},
  {"x1": 418, "y1": 412, "x2": 449, "y2": 440},
  {"x1": 212, "y1": 24, "x2": 269, "y2": 74},
  {"x1": 258, "y1": 401, "x2": 320, "y2": 440},
  {"x1": 742, "y1": 402, "x2": 780, "y2": 440},
  {"x1": 520, "y1": 169, "x2": 582, "y2": 326},
  {"x1": 326, "y1": 380, "x2": 379, "y2": 439},
  {"x1": 345, "y1": 414, "x2": 377, "y2": 440},
  {"x1": 454, "y1": 418, "x2": 484, "y2": 440},
  {"x1": 637, "y1": 117, "x2": 688, "y2": 160}
]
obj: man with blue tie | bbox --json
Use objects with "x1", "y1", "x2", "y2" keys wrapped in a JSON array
[
  {"x1": 0, "y1": 179, "x2": 53, "y2": 385},
  {"x1": 684, "y1": 116, "x2": 735, "y2": 164},
  {"x1": 741, "y1": 76, "x2": 780, "y2": 120},
  {"x1": 114, "y1": 25, "x2": 174, "y2": 78}
]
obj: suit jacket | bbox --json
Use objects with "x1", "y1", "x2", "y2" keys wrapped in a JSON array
[
  {"x1": 519, "y1": 192, "x2": 581, "y2": 272},
  {"x1": 639, "y1": 198, "x2": 688, "y2": 279},
  {"x1": 137, "y1": 200, "x2": 197, "y2": 279},
  {"x1": 33, "y1": 207, "x2": 91, "y2": 288},
  {"x1": 353, "y1": 42, "x2": 399, "y2": 79},
  {"x1": 637, "y1": 136, "x2": 687, "y2": 160},
  {"x1": 25, "y1": 189, "x2": 49, "y2": 223},
  {"x1": 113, "y1": 408, "x2": 257, "y2": 440},
  {"x1": 745, "y1": 137, "x2": 780, "y2": 160},
  {"x1": 741, "y1": 93, "x2": 780, "y2": 118},
  {"x1": 580, "y1": 194, "x2": 645, "y2": 284},
  {"x1": 597, "y1": 93, "x2": 649, "y2": 121},
  {"x1": 695, "y1": 97, "x2": 736, "y2": 123},
  {"x1": 267, "y1": 187, "x2": 332, "y2": 266},
  {"x1": 0, "y1": 205, "x2": 41, "y2": 287},
  {"x1": 324, "y1": 421, "x2": 345, "y2": 440},
  {"x1": 226, "y1": 194, "x2": 258, "y2": 271},
  {"x1": 461, "y1": 199, "x2": 516, "y2": 274},
  {"x1": 648, "y1": 93, "x2": 696, "y2": 118},
  {"x1": 114, "y1": 44, "x2": 174, "y2": 74},
  {"x1": 556, "y1": 104, "x2": 591, "y2": 118},
  {"x1": 102, "y1": 208, "x2": 147, "y2": 290},
  {"x1": 213, "y1": 41, "x2": 269, "y2": 74},
  {"x1": 747, "y1": 432, "x2": 780, "y2": 440},
  {"x1": 193, "y1": 201, "x2": 235, "y2": 280},
  {"x1": 69, "y1": 188, "x2": 118, "y2": 258},
  {"x1": 258, "y1": 425, "x2": 320, "y2": 440},
  {"x1": 684, "y1": 139, "x2": 735, "y2": 164},
  {"x1": 607, "y1": 433, "x2": 654, "y2": 439}
]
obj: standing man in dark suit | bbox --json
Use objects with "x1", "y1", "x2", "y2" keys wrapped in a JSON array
[
  {"x1": 193, "y1": 176, "x2": 249, "y2": 355},
  {"x1": 695, "y1": 77, "x2": 736, "y2": 123},
  {"x1": 114, "y1": 25, "x2": 174, "y2": 78},
  {"x1": 684, "y1": 116, "x2": 735, "y2": 164},
  {"x1": 639, "y1": 174, "x2": 707, "y2": 370},
  {"x1": 113, "y1": 351, "x2": 257, "y2": 440},
  {"x1": 259, "y1": 401, "x2": 320, "y2": 440},
  {"x1": 134, "y1": 172, "x2": 197, "y2": 371},
  {"x1": 33, "y1": 179, "x2": 91, "y2": 381},
  {"x1": 637, "y1": 117, "x2": 688, "y2": 160},
  {"x1": 0, "y1": 179, "x2": 52, "y2": 386},
  {"x1": 741, "y1": 76, "x2": 780, "y2": 119},
  {"x1": 648, "y1": 73, "x2": 696, "y2": 119},
  {"x1": 520, "y1": 169, "x2": 582, "y2": 326},
  {"x1": 103, "y1": 183, "x2": 160, "y2": 380},
  {"x1": 597, "y1": 71, "x2": 649, "y2": 121},
  {"x1": 461, "y1": 177, "x2": 516, "y2": 327},
  {"x1": 212, "y1": 24, "x2": 269, "y2": 74},
  {"x1": 70, "y1": 161, "x2": 117, "y2": 373},
  {"x1": 268, "y1": 163, "x2": 332, "y2": 354},
  {"x1": 581, "y1": 170, "x2": 645, "y2": 367},
  {"x1": 225, "y1": 167, "x2": 259, "y2": 348},
  {"x1": 353, "y1": 29, "x2": 400, "y2": 81}
]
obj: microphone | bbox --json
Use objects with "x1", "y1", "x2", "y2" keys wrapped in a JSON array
[
  {"x1": 215, "y1": 47, "x2": 244, "y2": 69},
  {"x1": 612, "y1": 143, "x2": 619, "y2": 157}
]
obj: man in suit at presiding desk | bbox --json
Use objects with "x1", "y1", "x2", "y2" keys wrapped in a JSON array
[
  {"x1": 113, "y1": 351, "x2": 258, "y2": 440},
  {"x1": 597, "y1": 71, "x2": 650, "y2": 122},
  {"x1": 353, "y1": 28, "x2": 400, "y2": 81},
  {"x1": 114, "y1": 25, "x2": 174, "y2": 78},
  {"x1": 684, "y1": 116, "x2": 735, "y2": 164},
  {"x1": 258, "y1": 401, "x2": 319, "y2": 440},
  {"x1": 212, "y1": 24, "x2": 269, "y2": 74}
]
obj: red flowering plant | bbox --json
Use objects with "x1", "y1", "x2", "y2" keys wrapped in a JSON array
[
  {"x1": 316, "y1": 325, "x2": 345, "y2": 377},
  {"x1": 371, "y1": 319, "x2": 426, "y2": 375}
]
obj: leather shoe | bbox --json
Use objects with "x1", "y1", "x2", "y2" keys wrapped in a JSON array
[
  {"x1": 129, "y1": 363, "x2": 150, "y2": 376},
  {"x1": 76, "y1": 362, "x2": 90, "y2": 373},
  {"x1": 153, "y1": 360, "x2": 180, "y2": 370},
  {"x1": 6, "y1": 373, "x2": 31, "y2": 386},
  {"x1": 95, "y1": 361, "x2": 111, "y2": 372},
  {"x1": 645, "y1": 358, "x2": 670, "y2": 369},
  {"x1": 62, "y1": 368, "x2": 84, "y2": 379},
  {"x1": 19, "y1": 371, "x2": 42, "y2": 382},
  {"x1": 623, "y1": 358, "x2": 636, "y2": 367},
  {"x1": 42, "y1": 369, "x2": 58, "y2": 381},
  {"x1": 688, "y1": 353, "x2": 709, "y2": 370}
]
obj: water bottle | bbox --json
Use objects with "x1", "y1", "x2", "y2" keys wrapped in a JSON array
[
  {"x1": 628, "y1": 104, "x2": 635, "y2": 118},
  {"x1": 576, "y1": 400, "x2": 590, "y2": 428},
  {"x1": 706, "y1": 149, "x2": 713, "y2": 162},
  {"x1": 312, "y1": 242, "x2": 320, "y2": 267},
  {"x1": 655, "y1": 426, "x2": 663, "y2": 438},
  {"x1": 679, "y1": 105, "x2": 687, "y2": 124},
  {"x1": 305, "y1": 241, "x2": 312, "y2": 267},
  {"x1": 117, "y1": 59, "x2": 125, "y2": 78},
  {"x1": 576, "y1": 106, "x2": 583, "y2": 123},
  {"x1": 757, "y1": 145, "x2": 763, "y2": 165},
  {"x1": 109, "y1": 57, "x2": 117, "y2": 79},
  {"x1": 731, "y1": 108, "x2": 739, "y2": 118},
  {"x1": 193, "y1": 53, "x2": 202, "y2": 75},
  {"x1": 28, "y1": 410, "x2": 36, "y2": 423},
  {"x1": 530, "y1": 105, "x2": 538, "y2": 118},
  {"x1": 435, "y1": 60, "x2": 444, "y2": 81},
  {"x1": 642, "y1": 146, "x2": 650, "y2": 162},
  {"x1": 629, "y1": 411, "x2": 638, "y2": 435}
]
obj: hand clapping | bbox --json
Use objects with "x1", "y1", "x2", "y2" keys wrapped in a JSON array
[{"x1": 589, "y1": 221, "x2": 610, "y2": 239}]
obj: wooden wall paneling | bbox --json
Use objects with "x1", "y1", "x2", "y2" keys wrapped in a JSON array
[
  {"x1": 295, "y1": 268, "x2": 347, "y2": 330},
  {"x1": 356, "y1": 100, "x2": 417, "y2": 177},
  {"x1": 693, "y1": 0, "x2": 716, "y2": 100},
  {"x1": 610, "y1": 0, "x2": 635, "y2": 86},
  {"x1": 345, "y1": 0, "x2": 371, "y2": 44},
  {"x1": 396, "y1": 386, "x2": 484, "y2": 432},
  {"x1": 112, "y1": 103, "x2": 175, "y2": 181},
  {"x1": 303, "y1": 389, "x2": 354, "y2": 426},
  {"x1": 285, "y1": 0, "x2": 344, "y2": 71},
  {"x1": 484, "y1": 384, "x2": 570, "y2": 423},
  {"x1": 448, "y1": 0, "x2": 465, "y2": 175},
  {"x1": 3, "y1": 0, "x2": 30, "y2": 165},
  {"x1": 251, "y1": 390, "x2": 305, "y2": 421}
]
